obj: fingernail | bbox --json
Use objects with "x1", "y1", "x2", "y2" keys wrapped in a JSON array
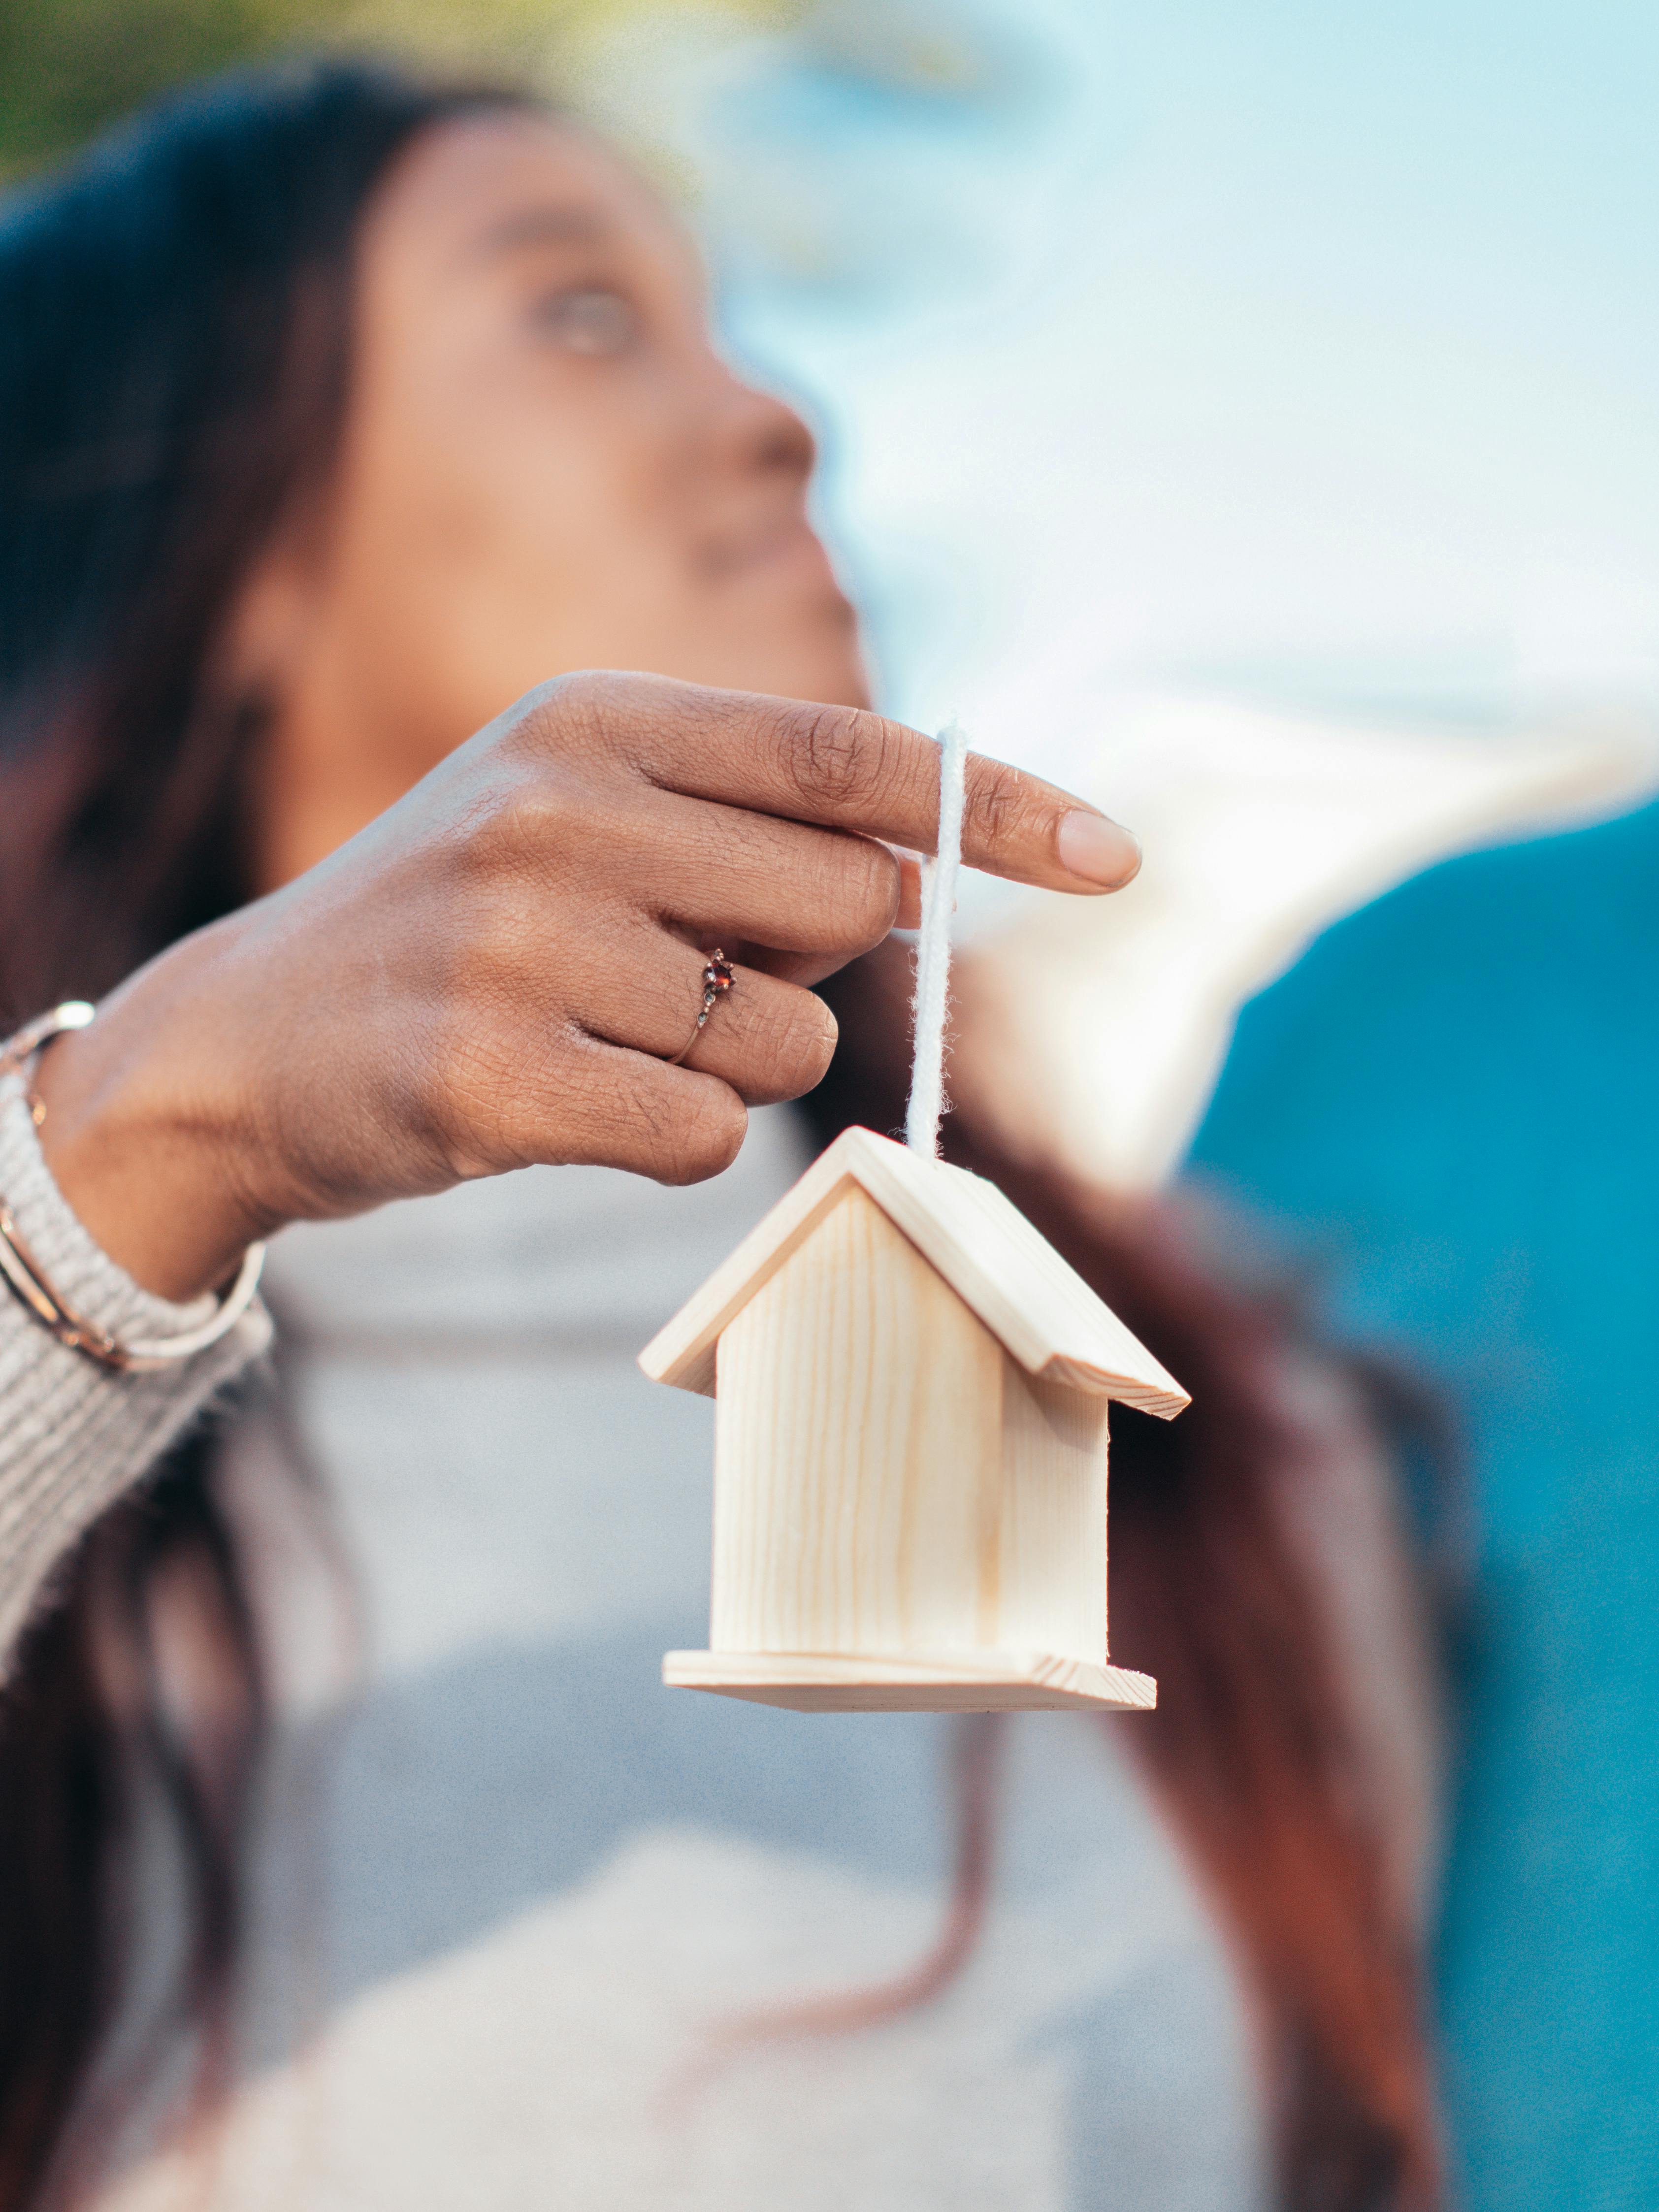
[{"x1": 1058, "y1": 809, "x2": 1140, "y2": 887}]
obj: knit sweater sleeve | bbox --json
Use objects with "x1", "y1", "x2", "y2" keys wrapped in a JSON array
[{"x1": 0, "y1": 1071, "x2": 270, "y2": 1673}]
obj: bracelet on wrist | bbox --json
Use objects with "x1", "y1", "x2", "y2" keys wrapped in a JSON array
[{"x1": 0, "y1": 1001, "x2": 265, "y2": 1374}]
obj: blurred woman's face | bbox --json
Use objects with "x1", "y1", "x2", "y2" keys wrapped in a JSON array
[{"x1": 242, "y1": 113, "x2": 869, "y2": 884}]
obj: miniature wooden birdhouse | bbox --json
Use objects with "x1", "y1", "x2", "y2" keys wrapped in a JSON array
[{"x1": 639, "y1": 1126, "x2": 1189, "y2": 1713}]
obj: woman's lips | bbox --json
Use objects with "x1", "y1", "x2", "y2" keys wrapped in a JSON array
[{"x1": 697, "y1": 516, "x2": 846, "y2": 598}]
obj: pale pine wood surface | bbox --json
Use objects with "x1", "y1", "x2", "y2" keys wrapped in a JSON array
[
  {"x1": 710, "y1": 1185, "x2": 1005, "y2": 1657},
  {"x1": 660, "y1": 1649, "x2": 1158, "y2": 1712},
  {"x1": 997, "y1": 1366, "x2": 1109, "y2": 1662},
  {"x1": 691, "y1": 1184, "x2": 1140, "y2": 1706},
  {"x1": 639, "y1": 1127, "x2": 1189, "y2": 1417},
  {"x1": 646, "y1": 1129, "x2": 1174, "y2": 1713}
]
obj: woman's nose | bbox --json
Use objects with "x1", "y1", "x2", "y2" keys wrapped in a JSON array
[{"x1": 713, "y1": 367, "x2": 817, "y2": 487}]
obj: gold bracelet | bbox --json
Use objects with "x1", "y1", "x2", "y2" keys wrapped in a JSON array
[{"x1": 0, "y1": 1002, "x2": 265, "y2": 1374}]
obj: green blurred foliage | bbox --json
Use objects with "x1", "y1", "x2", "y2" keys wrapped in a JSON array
[{"x1": 0, "y1": 0, "x2": 783, "y2": 177}]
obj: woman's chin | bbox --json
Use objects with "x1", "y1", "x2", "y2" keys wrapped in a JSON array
[{"x1": 673, "y1": 619, "x2": 872, "y2": 712}]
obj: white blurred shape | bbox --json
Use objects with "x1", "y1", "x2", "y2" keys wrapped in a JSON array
[
  {"x1": 1513, "y1": 558, "x2": 1659, "y2": 717},
  {"x1": 957, "y1": 692, "x2": 1659, "y2": 1189}
]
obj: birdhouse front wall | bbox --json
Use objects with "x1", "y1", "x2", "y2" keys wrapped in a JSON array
[{"x1": 708, "y1": 1181, "x2": 1110, "y2": 1666}]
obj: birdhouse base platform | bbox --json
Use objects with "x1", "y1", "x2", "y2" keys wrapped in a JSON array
[{"x1": 662, "y1": 1649, "x2": 1158, "y2": 1714}]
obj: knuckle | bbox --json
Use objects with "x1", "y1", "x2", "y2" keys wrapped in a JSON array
[
  {"x1": 507, "y1": 670, "x2": 634, "y2": 768},
  {"x1": 422, "y1": 1018, "x2": 525, "y2": 1177},
  {"x1": 467, "y1": 893, "x2": 543, "y2": 1005},
  {"x1": 742, "y1": 986, "x2": 837, "y2": 1100},
  {"x1": 973, "y1": 761, "x2": 1023, "y2": 849},
  {"x1": 520, "y1": 668, "x2": 708, "y2": 769},
  {"x1": 782, "y1": 834, "x2": 900, "y2": 957},
  {"x1": 783, "y1": 704, "x2": 887, "y2": 813},
  {"x1": 515, "y1": 673, "x2": 579, "y2": 725},
  {"x1": 794, "y1": 994, "x2": 840, "y2": 1087},
  {"x1": 841, "y1": 838, "x2": 902, "y2": 946},
  {"x1": 460, "y1": 773, "x2": 590, "y2": 880},
  {"x1": 968, "y1": 759, "x2": 1044, "y2": 860},
  {"x1": 520, "y1": 667, "x2": 610, "y2": 727},
  {"x1": 652, "y1": 1079, "x2": 747, "y2": 1184}
]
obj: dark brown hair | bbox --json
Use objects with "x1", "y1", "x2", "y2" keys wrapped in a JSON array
[
  {"x1": 0, "y1": 57, "x2": 1439, "y2": 2210},
  {"x1": 809, "y1": 959, "x2": 1441, "y2": 2209},
  {"x1": 0, "y1": 58, "x2": 529, "y2": 2206}
]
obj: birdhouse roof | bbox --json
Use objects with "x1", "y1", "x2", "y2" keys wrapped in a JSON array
[{"x1": 639, "y1": 1126, "x2": 1190, "y2": 1418}]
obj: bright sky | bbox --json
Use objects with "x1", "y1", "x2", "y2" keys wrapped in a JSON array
[
  {"x1": 589, "y1": 0, "x2": 1659, "y2": 1171},
  {"x1": 651, "y1": 0, "x2": 1659, "y2": 766}
]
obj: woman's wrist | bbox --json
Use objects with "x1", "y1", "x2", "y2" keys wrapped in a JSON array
[{"x1": 28, "y1": 930, "x2": 286, "y2": 1303}]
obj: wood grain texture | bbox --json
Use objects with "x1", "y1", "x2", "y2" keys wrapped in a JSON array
[
  {"x1": 996, "y1": 1365, "x2": 1109, "y2": 1662},
  {"x1": 689, "y1": 1183, "x2": 1137, "y2": 1707},
  {"x1": 638, "y1": 1127, "x2": 1189, "y2": 1418},
  {"x1": 709, "y1": 1184, "x2": 1005, "y2": 1656},
  {"x1": 647, "y1": 1130, "x2": 1175, "y2": 1713},
  {"x1": 660, "y1": 1649, "x2": 1158, "y2": 1713}
]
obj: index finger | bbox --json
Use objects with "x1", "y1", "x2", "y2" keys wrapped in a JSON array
[{"x1": 602, "y1": 676, "x2": 1141, "y2": 893}]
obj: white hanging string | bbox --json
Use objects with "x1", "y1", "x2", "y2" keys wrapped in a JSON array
[{"x1": 905, "y1": 721, "x2": 968, "y2": 1157}]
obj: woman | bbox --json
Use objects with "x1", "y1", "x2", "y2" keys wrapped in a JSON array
[{"x1": 0, "y1": 59, "x2": 1440, "y2": 2212}]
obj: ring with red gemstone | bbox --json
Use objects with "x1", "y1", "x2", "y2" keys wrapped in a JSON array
[{"x1": 667, "y1": 950, "x2": 736, "y2": 1065}]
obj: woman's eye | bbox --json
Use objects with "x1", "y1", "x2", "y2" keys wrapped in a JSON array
[{"x1": 530, "y1": 288, "x2": 638, "y2": 356}]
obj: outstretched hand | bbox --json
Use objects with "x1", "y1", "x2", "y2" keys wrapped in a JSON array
[{"x1": 33, "y1": 674, "x2": 1139, "y2": 1300}]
